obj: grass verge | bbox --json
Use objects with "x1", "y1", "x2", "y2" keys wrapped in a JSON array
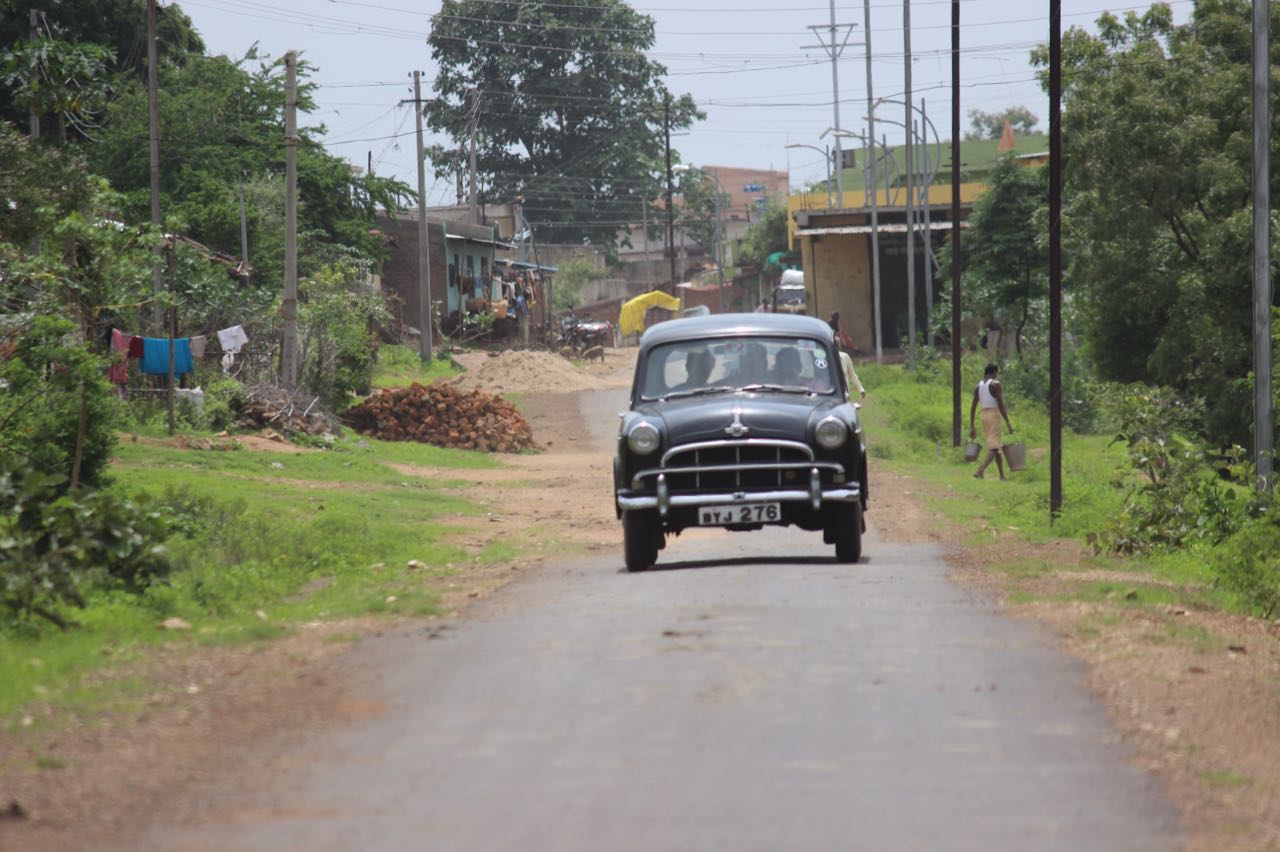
[
  {"x1": 0, "y1": 431, "x2": 510, "y2": 725},
  {"x1": 372, "y1": 343, "x2": 460, "y2": 388},
  {"x1": 856, "y1": 359, "x2": 1243, "y2": 612}
]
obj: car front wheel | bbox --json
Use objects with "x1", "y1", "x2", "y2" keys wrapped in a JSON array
[
  {"x1": 832, "y1": 502, "x2": 863, "y2": 563},
  {"x1": 623, "y1": 509, "x2": 661, "y2": 572}
]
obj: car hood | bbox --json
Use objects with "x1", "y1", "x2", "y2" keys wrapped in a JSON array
[{"x1": 634, "y1": 392, "x2": 840, "y2": 444}]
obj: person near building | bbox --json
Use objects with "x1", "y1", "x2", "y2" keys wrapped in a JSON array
[
  {"x1": 969, "y1": 363, "x2": 1015, "y2": 480},
  {"x1": 828, "y1": 311, "x2": 857, "y2": 354},
  {"x1": 834, "y1": 339, "x2": 866, "y2": 401}
]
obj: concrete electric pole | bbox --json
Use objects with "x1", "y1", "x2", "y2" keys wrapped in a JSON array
[
  {"x1": 805, "y1": 2, "x2": 855, "y2": 209},
  {"x1": 282, "y1": 51, "x2": 299, "y2": 388}
]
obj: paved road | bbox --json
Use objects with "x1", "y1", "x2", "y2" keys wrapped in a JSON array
[{"x1": 134, "y1": 391, "x2": 1180, "y2": 851}]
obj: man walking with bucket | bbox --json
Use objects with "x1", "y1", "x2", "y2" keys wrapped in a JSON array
[{"x1": 969, "y1": 363, "x2": 1015, "y2": 479}]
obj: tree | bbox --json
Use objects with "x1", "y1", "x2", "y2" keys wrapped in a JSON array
[
  {"x1": 954, "y1": 156, "x2": 1048, "y2": 354},
  {"x1": 426, "y1": 0, "x2": 701, "y2": 250},
  {"x1": 676, "y1": 170, "x2": 730, "y2": 260},
  {"x1": 551, "y1": 255, "x2": 604, "y2": 310},
  {"x1": 0, "y1": 0, "x2": 204, "y2": 77},
  {"x1": 87, "y1": 48, "x2": 413, "y2": 289},
  {"x1": 1031, "y1": 0, "x2": 1280, "y2": 448},
  {"x1": 736, "y1": 199, "x2": 790, "y2": 272},
  {"x1": 966, "y1": 106, "x2": 1040, "y2": 140},
  {"x1": 0, "y1": 120, "x2": 96, "y2": 247},
  {"x1": 1, "y1": 0, "x2": 204, "y2": 130},
  {"x1": 1, "y1": 37, "x2": 115, "y2": 141}
]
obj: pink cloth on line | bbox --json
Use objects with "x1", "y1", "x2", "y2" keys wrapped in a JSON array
[{"x1": 108, "y1": 328, "x2": 130, "y2": 384}]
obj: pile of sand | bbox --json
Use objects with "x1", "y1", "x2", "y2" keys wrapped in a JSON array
[{"x1": 450, "y1": 350, "x2": 611, "y2": 395}]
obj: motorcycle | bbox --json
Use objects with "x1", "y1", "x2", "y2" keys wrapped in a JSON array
[{"x1": 554, "y1": 314, "x2": 613, "y2": 353}]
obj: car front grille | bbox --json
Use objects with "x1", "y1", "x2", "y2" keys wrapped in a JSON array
[{"x1": 661, "y1": 440, "x2": 820, "y2": 492}]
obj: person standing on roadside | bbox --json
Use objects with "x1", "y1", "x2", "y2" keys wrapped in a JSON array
[
  {"x1": 969, "y1": 363, "x2": 1014, "y2": 479},
  {"x1": 834, "y1": 339, "x2": 866, "y2": 401}
]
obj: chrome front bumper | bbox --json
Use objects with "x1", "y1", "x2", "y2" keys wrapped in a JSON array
[{"x1": 617, "y1": 469, "x2": 861, "y2": 517}]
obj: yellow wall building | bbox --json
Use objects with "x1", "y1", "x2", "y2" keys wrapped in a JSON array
[{"x1": 785, "y1": 183, "x2": 986, "y2": 354}]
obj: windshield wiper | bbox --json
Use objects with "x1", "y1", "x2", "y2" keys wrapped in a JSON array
[
  {"x1": 660, "y1": 385, "x2": 736, "y2": 400},
  {"x1": 738, "y1": 383, "x2": 819, "y2": 395}
]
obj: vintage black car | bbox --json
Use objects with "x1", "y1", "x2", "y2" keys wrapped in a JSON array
[{"x1": 614, "y1": 313, "x2": 868, "y2": 571}]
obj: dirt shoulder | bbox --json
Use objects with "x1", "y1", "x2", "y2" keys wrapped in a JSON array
[
  {"x1": 0, "y1": 383, "x2": 623, "y2": 852},
  {"x1": 873, "y1": 467, "x2": 1280, "y2": 852}
]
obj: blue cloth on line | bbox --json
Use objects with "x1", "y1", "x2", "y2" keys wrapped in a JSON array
[{"x1": 140, "y1": 337, "x2": 194, "y2": 376}]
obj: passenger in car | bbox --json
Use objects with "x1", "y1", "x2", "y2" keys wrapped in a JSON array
[
  {"x1": 673, "y1": 349, "x2": 714, "y2": 392},
  {"x1": 728, "y1": 341, "x2": 769, "y2": 386},
  {"x1": 772, "y1": 346, "x2": 803, "y2": 386}
]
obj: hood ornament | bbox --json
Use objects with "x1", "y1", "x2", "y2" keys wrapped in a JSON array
[{"x1": 724, "y1": 406, "x2": 750, "y2": 438}]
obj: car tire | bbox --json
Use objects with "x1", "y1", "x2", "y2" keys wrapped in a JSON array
[
  {"x1": 623, "y1": 509, "x2": 661, "y2": 571},
  {"x1": 833, "y1": 502, "x2": 863, "y2": 563}
]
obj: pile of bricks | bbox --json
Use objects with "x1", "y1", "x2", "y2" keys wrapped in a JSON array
[{"x1": 343, "y1": 382, "x2": 535, "y2": 453}]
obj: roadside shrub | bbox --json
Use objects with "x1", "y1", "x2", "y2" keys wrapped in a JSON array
[
  {"x1": 297, "y1": 262, "x2": 389, "y2": 409},
  {"x1": 0, "y1": 458, "x2": 172, "y2": 628},
  {"x1": 0, "y1": 316, "x2": 120, "y2": 488},
  {"x1": 1000, "y1": 348, "x2": 1104, "y2": 434},
  {"x1": 202, "y1": 376, "x2": 247, "y2": 431},
  {"x1": 1088, "y1": 385, "x2": 1259, "y2": 554},
  {"x1": 1212, "y1": 511, "x2": 1280, "y2": 618}
]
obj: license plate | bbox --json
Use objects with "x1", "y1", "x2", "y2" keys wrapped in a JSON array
[{"x1": 698, "y1": 502, "x2": 781, "y2": 525}]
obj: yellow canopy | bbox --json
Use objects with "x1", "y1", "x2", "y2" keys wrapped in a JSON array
[{"x1": 618, "y1": 290, "x2": 681, "y2": 336}]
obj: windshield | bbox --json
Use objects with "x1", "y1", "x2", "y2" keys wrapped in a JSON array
[{"x1": 639, "y1": 336, "x2": 838, "y2": 400}]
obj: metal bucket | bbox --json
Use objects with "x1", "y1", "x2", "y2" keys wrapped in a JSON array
[
  {"x1": 1003, "y1": 442, "x2": 1027, "y2": 471},
  {"x1": 963, "y1": 441, "x2": 981, "y2": 462}
]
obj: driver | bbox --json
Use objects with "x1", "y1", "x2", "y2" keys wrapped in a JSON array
[
  {"x1": 672, "y1": 348, "x2": 714, "y2": 392},
  {"x1": 772, "y1": 346, "x2": 803, "y2": 385},
  {"x1": 728, "y1": 341, "x2": 768, "y2": 386}
]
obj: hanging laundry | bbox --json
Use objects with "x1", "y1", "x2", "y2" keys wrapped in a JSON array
[
  {"x1": 189, "y1": 335, "x2": 208, "y2": 359},
  {"x1": 216, "y1": 324, "x2": 248, "y2": 354},
  {"x1": 107, "y1": 328, "x2": 133, "y2": 385},
  {"x1": 128, "y1": 335, "x2": 145, "y2": 358},
  {"x1": 140, "y1": 337, "x2": 194, "y2": 377}
]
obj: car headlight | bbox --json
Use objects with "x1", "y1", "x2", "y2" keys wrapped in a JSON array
[
  {"x1": 815, "y1": 416, "x2": 847, "y2": 450},
  {"x1": 627, "y1": 421, "x2": 661, "y2": 455}
]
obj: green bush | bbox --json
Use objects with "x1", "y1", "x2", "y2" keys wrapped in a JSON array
[
  {"x1": 1212, "y1": 511, "x2": 1280, "y2": 618},
  {"x1": 0, "y1": 458, "x2": 172, "y2": 628},
  {"x1": 296, "y1": 263, "x2": 388, "y2": 409},
  {"x1": 202, "y1": 376, "x2": 247, "y2": 431},
  {"x1": 0, "y1": 316, "x2": 120, "y2": 487},
  {"x1": 1088, "y1": 385, "x2": 1259, "y2": 554},
  {"x1": 1000, "y1": 348, "x2": 1104, "y2": 434}
]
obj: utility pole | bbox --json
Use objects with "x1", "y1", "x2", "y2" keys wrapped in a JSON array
[
  {"x1": 806, "y1": 3, "x2": 855, "y2": 209},
  {"x1": 367, "y1": 149, "x2": 373, "y2": 177},
  {"x1": 665, "y1": 93, "x2": 677, "y2": 292},
  {"x1": 904, "y1": 0, "x2": 917, "y2": 370},
  {"x1": 712, "y1": 170, "x2": 725, "y2": 313},
  {"x1": 1049, "y1": 0, "x2": 1064, "y2": 515},
  {"x1": 28, "y1": 11, "x2": 40, "y2": 139},
  {"x1": 1253, "y1": 0, "x2": 1272, "y2": 491},
  {"x1": 147, "y1": 0, "x2": 163, "y2": 331},
  {"x1": 282, "y1": 51, "x2": 299, "y2": 388},
  {"x1": 951, "y1": 0, "x2": 962, "y2": 447},
  {"x1": 468, "y1": 88, "x2": 480, "y2": 225},
  {"x1": 166, "y1": 246, "x2": 176, "y2": 437},
  {"x1": 238, "y1": 183, "x2": 249, "y2": 283},
  {"x1": 863, "y1": 0, "x2": 882, "y2": 362},
  {"x1": 28, "y1": 10, "x2": 42, "y2": 258},
  {"x1": 919, "y1": 103, "x2": 934, "y2": 349},
  {"x1": 413, "y1": 70, "x2": 434, "y2": 363}
]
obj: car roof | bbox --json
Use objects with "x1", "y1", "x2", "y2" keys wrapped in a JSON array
[{"x1": 638, "y1": 312, "x2": 833, "y2": 349}]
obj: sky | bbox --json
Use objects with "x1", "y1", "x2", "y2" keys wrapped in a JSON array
[{"x1": 174, "y1": 0, "x2": 1194, "y2": 205}]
